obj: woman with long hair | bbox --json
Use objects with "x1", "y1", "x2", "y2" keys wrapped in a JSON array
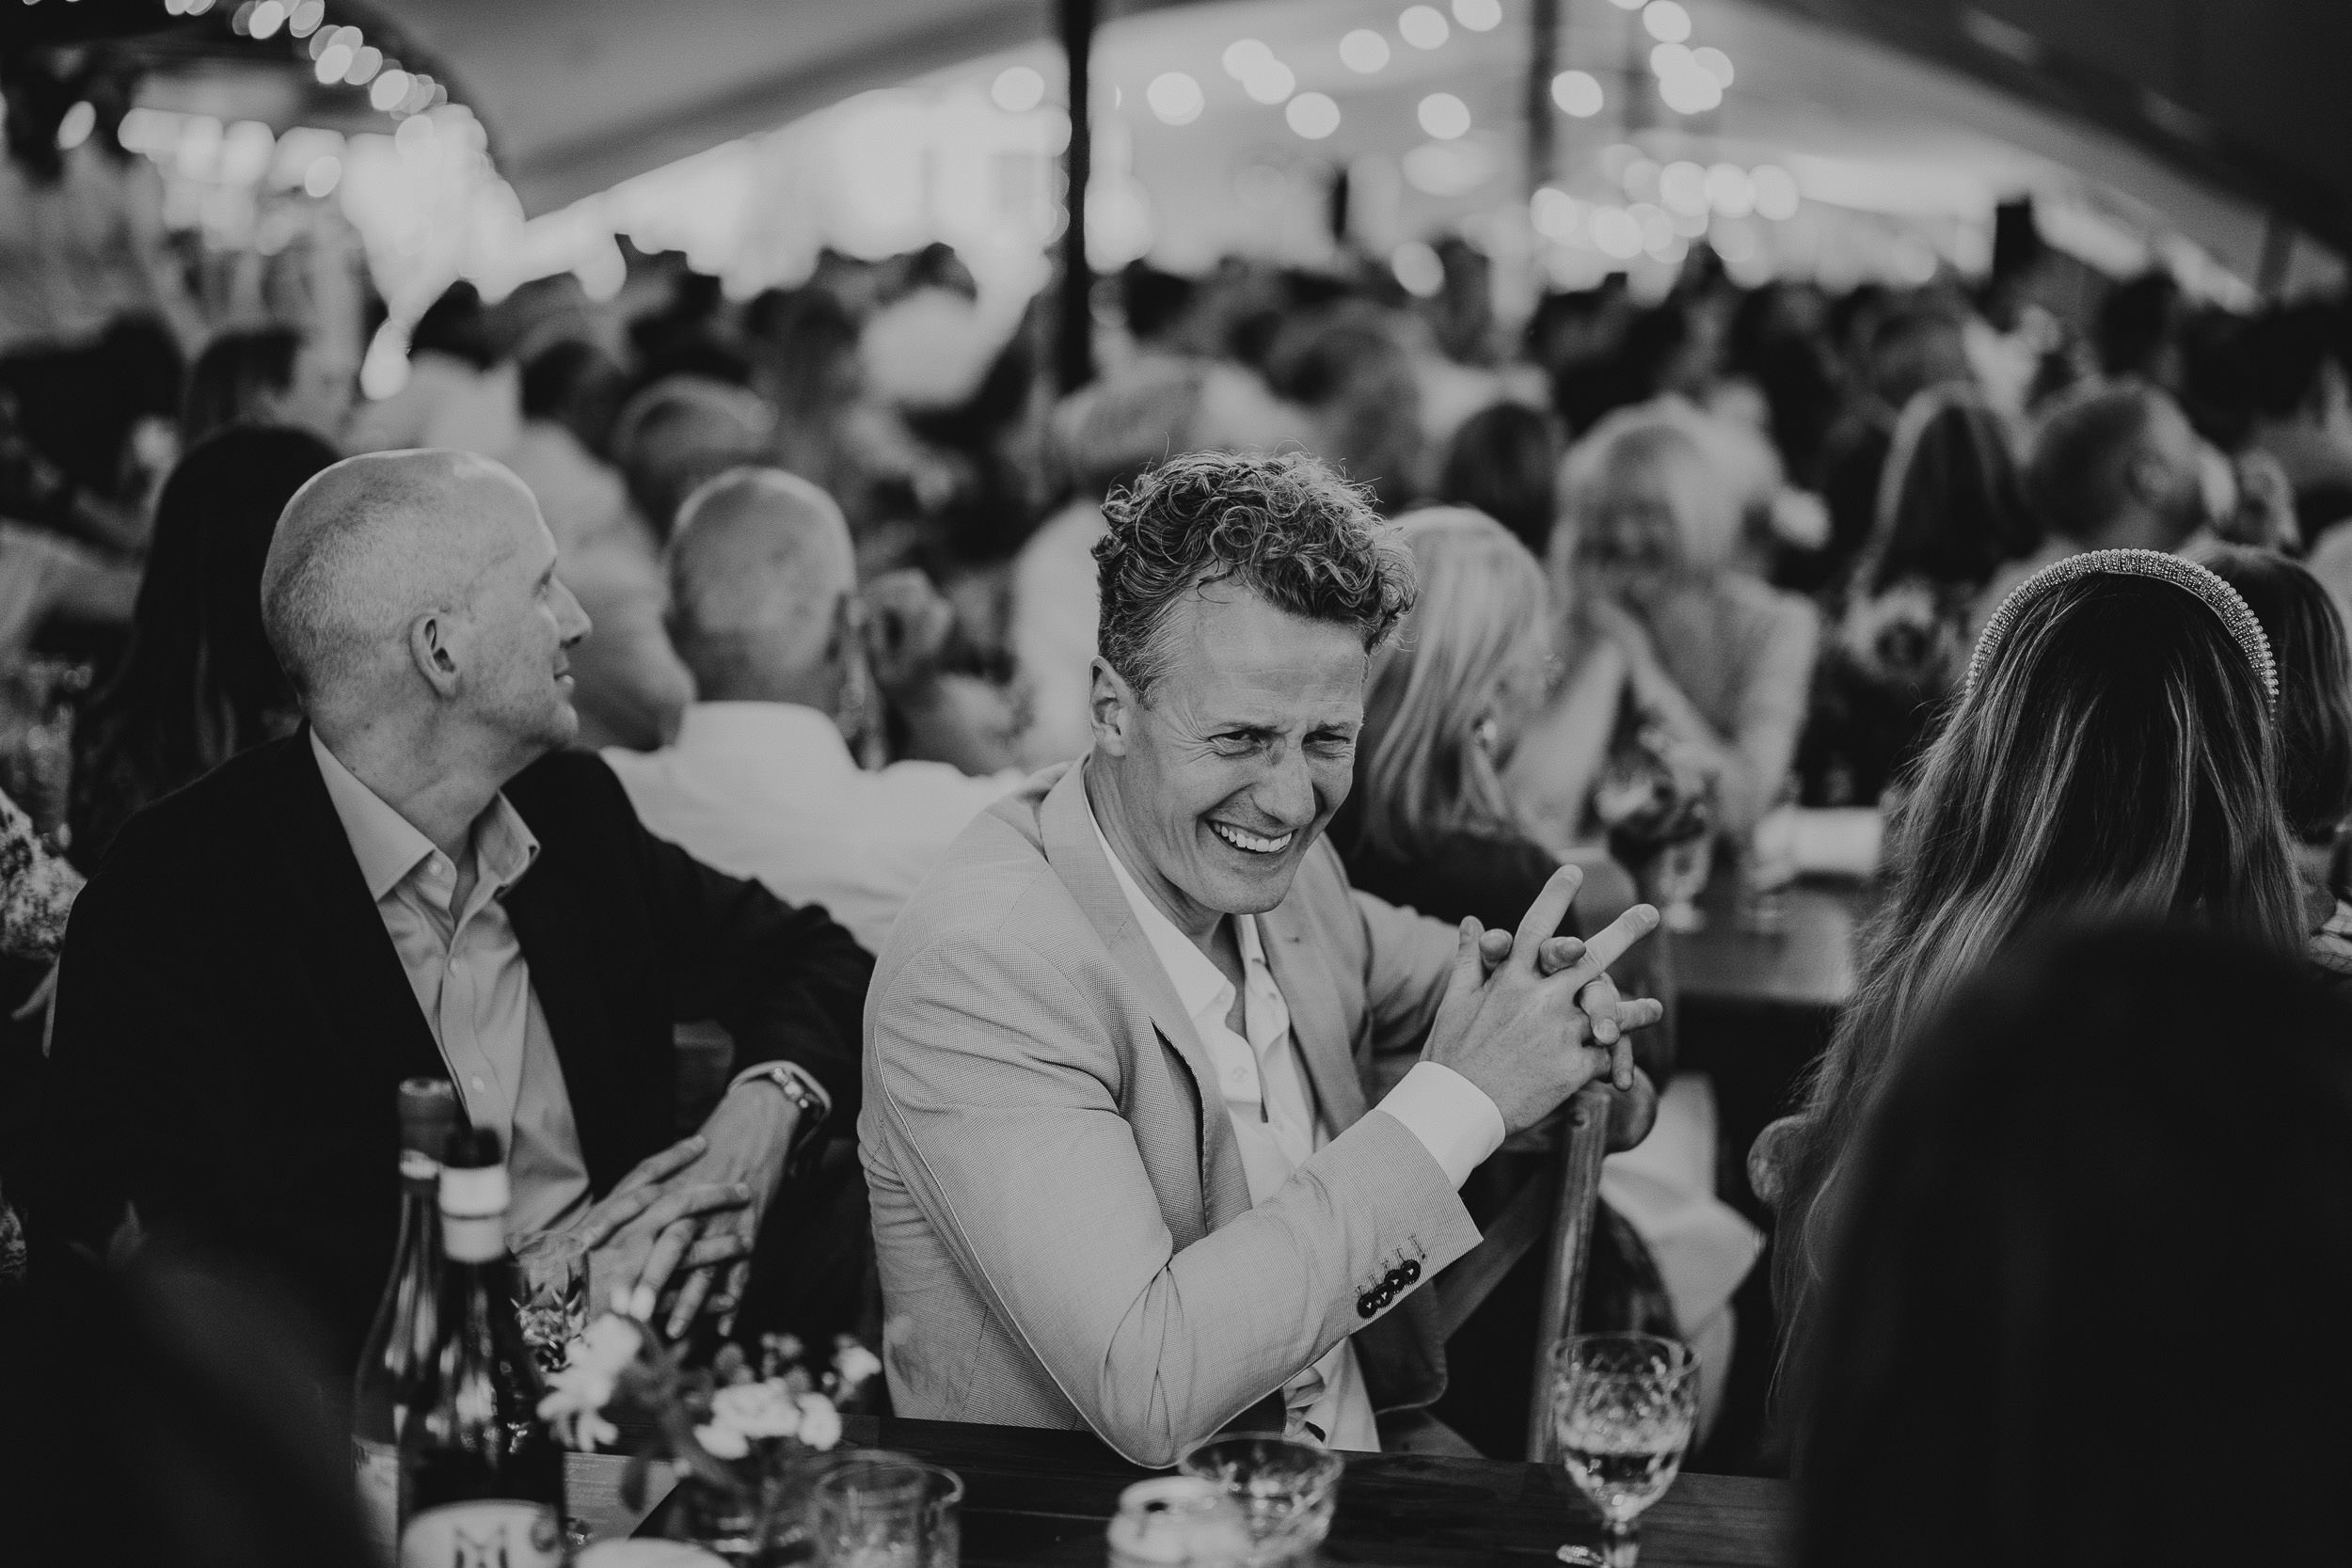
[
  {"x1": 1801, "y1": 386, "x2": 2040, "y2": 806},
  {"x1": 1533, "y1": 403, "x2": 1820, "y2": 840},
  {"x1": 68, "y1": 426, "x2": 338, "y2": 867},
  {"x1": 181, "y1": 327, "x2": 353, "y2": 447},
  {"x1": 1769, "y1": 551, "x2": 2307, "y2": 1417},
  {"x1": 2196, "y1": 544, "x2": 2352, "y2": 974},
  {"x1": 1341, "y1": 507, "x2": 1759, "y2": 1458}
]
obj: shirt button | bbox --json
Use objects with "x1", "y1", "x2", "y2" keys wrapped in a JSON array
[{"x1": 470, "y1": 1076, "x2": 487, "y2": 1092}]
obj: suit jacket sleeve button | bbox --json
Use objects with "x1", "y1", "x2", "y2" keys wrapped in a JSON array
[
  {"x1": 1357, "y1": 1293, "x2": 1378, "y2": 1319},
  {"x1": 1400, "y1": 1259, "x2": 1422, "y2": 1284}
]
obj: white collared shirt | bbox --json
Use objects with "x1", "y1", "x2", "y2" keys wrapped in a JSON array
[
  {"x1": 310, "y1": 731, "x2": 592, "y2": 1235},
  {"x1": 604, "y1": 703, "x2": 1020, "y2": 955},
  {"x1": 1087, "y1": 799, "x2": 1504, "y2": 1451}
]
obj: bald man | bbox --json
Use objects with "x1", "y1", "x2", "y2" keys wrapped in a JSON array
[
  {"x1": 605, "y1": 467, "x2": 1018, "y2": 954},
  {"x1": 31, "y1": 450, "x2": 873, "y2": 1361}
]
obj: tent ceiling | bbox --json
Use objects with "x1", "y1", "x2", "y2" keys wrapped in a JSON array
[
  {"x1": 8, "y1": 0, "x2": 2344, "y2": 260},
  {"x1": 349, "y1": 0, "x2": 2345, "y2": 258}
]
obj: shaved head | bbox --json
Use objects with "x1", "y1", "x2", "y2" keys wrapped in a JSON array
[
  {"x1": 666, "y1": 467, "x2": 856, "y2": 700},
  {"x1": 262, "y1": 450, "x2": 533, "y2": 703}
]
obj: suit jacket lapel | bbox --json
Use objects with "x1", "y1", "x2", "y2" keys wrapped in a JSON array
[
  {"x1": 1039, "y1": 764, "x2": 1254, "y2": 1228},
  {"x1": 1259, "y1": 897, "x2": 1370, "y2": 1132},
  {"x1": 265, "y1": 731, "x2": 446, "y2": 1090}
]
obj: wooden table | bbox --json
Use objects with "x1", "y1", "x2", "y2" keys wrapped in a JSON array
[
  {"x1": 1672, "y1": 879, "x2": 1865, "y2": 1013},
  {"x1": 566, "y1": 1417, "x2": 1794, "y2": 1567}
]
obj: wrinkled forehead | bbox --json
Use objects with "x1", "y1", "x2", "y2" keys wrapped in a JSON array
[{"x1": 1149, "y1": 586, "x2": 1371, "y2": 728}]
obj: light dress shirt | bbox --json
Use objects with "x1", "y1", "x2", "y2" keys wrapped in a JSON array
[
  {"x1": 1088, "y1": 801, "x2": 1503, "y2": 1451},
  {"x1": 604, "y1": 703, "x2": 1020, "y2": 956},
  {"x1": 310, "y1": 732, "x2": 592, "y2": 1236}
]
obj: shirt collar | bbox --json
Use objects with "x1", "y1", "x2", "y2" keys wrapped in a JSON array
[
  {"x1": 309, "y1": 728, "x2": 539, "y2": 905},
  {"x1": 673, "y1": 702, "x2": 855, "y2": 770},
  {"x1": 1083, "y1": 788, "x2": 1259, "y2": 1028}
]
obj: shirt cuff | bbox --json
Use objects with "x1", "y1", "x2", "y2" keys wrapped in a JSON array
[{"x1": 1375, "y1": 1061, "x2": 1506, "y2": 1190}]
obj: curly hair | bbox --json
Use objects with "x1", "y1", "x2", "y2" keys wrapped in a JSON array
[{"x1": 1093, "y1": 450, "x2": 1416, "y2": 700}]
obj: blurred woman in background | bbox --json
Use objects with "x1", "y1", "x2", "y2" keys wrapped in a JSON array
[
  {"x1": 1342, "y1": 506, "x2": 1759, "y2": 1456},
  {"x1": 2197, "y1": 544, "x2": 2352, "y2": 974},
  {"x1": 1801, "y1": 387, "x2": 2039, "y2": 806},
  {"x1": 1797, "y1": 926, "x2": 2352, "y2": 1565},
  {"x1": 67, "y1": 426, "x2": 338, "y2": 866},
  {"x1": 1437, "y1": 401, "x2": 1560, "y2": 559},
  {"x1": 1765, "y1": 553, "x2": 2306, "y2": 1408},
  {"x1": 1532, "y1": 404, "x2": 1820, "y2": 840},
  {"x1": 181, "y1": 327, "x2": 353, "y2": 448}
]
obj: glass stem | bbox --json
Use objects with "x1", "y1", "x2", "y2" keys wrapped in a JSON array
[{"x1": 1605, "y1": 1521, "x2": 1640, "y2": 1568}]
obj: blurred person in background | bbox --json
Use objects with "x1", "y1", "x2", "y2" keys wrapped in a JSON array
[
  {"x1": 1794, "y1": 297, "x2": 1979, "y2": 594},
  {"x1": 1534, "y1": 404, "x2": 1820, "y2": 841},
  {"x1": 0, "y1": 781, "x2": 86, "y2": 1291},
  {"x1": 0, "y1": 53, "x2": 202, "y2": 357},
  {"x1": 2195, "y1": 545, "x2": 2352, "y2": 976},
  {"x1": 67, "y1": 426, "x2": 339, "y2": 867},
  {"x1": 1437, "y1": 402, "x2": 1561, "y2": 559},
  {"x1": 1795, "y1": 927, "x2": 2352, "y2": 1566},
  {"x1": 1011, "y1": 358, "x2": 1309, "y2": 767},
  {"x1": 2093, "y1": 270, "x2": 2189, "y2": 391},
  {"x1": 607, "y1": 468, "x2": 1019, "y2": 956},
  {"x1": 612, "y1": 373, "x2": 777, "y2": 542},
  {"x1": 1802, "y1": 387, "x2": 2039, "y2": 806},
  {"x1": 1264, "y1": 299, "x2": 1428, "y2": 514},
  {"x1": 342, "y1": 281, "x2": 520, "y2": 458},
  {"x1": 1762, "y1": 554, "x2": 2306, "y2": 1408},
  {"x1": 1339, "y1": 507, "x2": 1756, "y2": 1452},
  {"x1": 2241, "y1": 302, "x2": 2352, "y2": 545},
  {"x1": 1969, "y1": 382, "x2": 2211, "y2": 633},
  {"x1": 181, "y1": 326, "x2": 353, "y2": 448},
  {"x1": 504, "y1": 339, "x2": 696, "y2": 752}
]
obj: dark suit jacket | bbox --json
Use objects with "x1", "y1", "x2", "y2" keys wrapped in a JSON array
[{"x1": 28, "y1": 731, "x2": 873, "y2": 1359}]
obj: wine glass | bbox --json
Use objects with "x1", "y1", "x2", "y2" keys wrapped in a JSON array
[
  {"x1": 510, "y1": 1228, "x2": 590, "y2": 1374},
  {"x1": 1551, "y1": 1333, "x2": 1700, "y2": 1568}
]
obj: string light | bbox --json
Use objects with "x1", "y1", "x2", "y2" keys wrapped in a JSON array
[
  {"x1": 1398, "y1": 6, "x2": 1449, "y2": 49},
  {"x1": 1340, "y1": 30, "x2": 1391, "y2": 72},
  {"x1": 1417, "y1": 92, "x2": 1470, "y2": 139},
  {"x1": 1550, "y1": 70, "x2": 1602, "y2": 117},
  {"x1": 1452, "y1": 0, "x2": 1502, "y2": 30},
  {"x1": 992, "y1": 65, "x2": 1046, "y2": 113},
  {"x1": 1146, "y1": 71, "x2": 1203, "y2": 125},
  {"x1": 1285, "y1": 92, "x2": 1340, "y2": 139}
]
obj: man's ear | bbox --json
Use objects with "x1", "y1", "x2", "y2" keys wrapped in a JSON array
[
  {"x1": 1088, "y1": 657, "x2": 1135, "y2": 757},
  {"x1": 409, "y1": 610, "x2": 463, "y2": 698}
]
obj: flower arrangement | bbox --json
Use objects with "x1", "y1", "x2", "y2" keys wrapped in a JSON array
[
  {"x1": 1593, "y1": 721, "x2": 1714, "y2": 854},
  {"x1": 539, "y1": 1300, "x2": 884, "y2": 1561},
  {"x1": 1837, "y1": 579, "x2": 1963, "y2": 694}
]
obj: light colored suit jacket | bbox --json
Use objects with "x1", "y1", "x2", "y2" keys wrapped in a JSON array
[{"x1": 860, "y1": 762, "x2": 1481, "y2": 1465}]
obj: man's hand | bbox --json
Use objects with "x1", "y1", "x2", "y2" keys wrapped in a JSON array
[
  {"x1": 583, "y1": 1086, "x2": 803, "y2": 1337},
  {"x1": 1422, "y1": 863, "x2": 1662, "y2": 1137}
]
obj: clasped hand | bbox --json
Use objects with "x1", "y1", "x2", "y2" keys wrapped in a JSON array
[
  {"x1": 1422, "y1": 862, "x2": 1665, "y2": 1138},
  {"x1": 551, "y1": 1083, "x2": 802, "y2": 1339}
]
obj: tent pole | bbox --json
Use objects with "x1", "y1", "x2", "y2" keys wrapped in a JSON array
[
  {"x1": 1058, "y1": 0, "x2": 1098, "y2": 391},
  {"x1": 1525, "y1": 0, "x2": 1561, "y2": 198}
]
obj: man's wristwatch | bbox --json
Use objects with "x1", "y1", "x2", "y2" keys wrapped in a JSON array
[{"x1": 726, "y1": 1061, "x2": 831, "y2": 1167}]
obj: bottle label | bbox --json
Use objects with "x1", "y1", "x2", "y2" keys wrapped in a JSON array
[
  {"x1": 398, "y1": 1499, "x2": 563, "y2": 1568},
  {"x1": 400, "y1": 1149, "x2": 440, "y2": 1182},
  {"x1": 353, "y1": 1437, "x2": 400, "y2": 1563}
]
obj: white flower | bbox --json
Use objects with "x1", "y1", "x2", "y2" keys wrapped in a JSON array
[
  {"x1": 710, "y1": 1380, "x2": 802, "y2": 1441},
  {"x1": 695, "y1": 1422, "x2": 752, "y2": 1461},
  {"x1": 795, "y1": 1393, "x2": 842, "y2": 1451},
  {"x1": 834, "y1": 1343, "x2": 882, "y2": 1386},
  {"x1": 571, "y1": 1313, "x2": 644, "y2": 1381}
]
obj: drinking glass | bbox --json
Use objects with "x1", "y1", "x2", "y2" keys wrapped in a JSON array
[
  {"x1": 510, "y1": 1227, "x2": 591, "y2": 1374},
  {"x1": 1550, "y1": 1333, "x2": 1700, "y2": 1568},
  {"x1": 1177, "y1": 1433, "x2": 1344, "y2": 1566},
  {"x1": 1649, "y1": 833, "x2": 1713, "y2": 934},
  {"x1": 813, "y1": 1452, "x2": 961, "y2": 1568}
]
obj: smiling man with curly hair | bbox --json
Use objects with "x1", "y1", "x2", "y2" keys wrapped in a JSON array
[{"x1": 861, "y1": 449, "x2": 1665, "y2": 1463}]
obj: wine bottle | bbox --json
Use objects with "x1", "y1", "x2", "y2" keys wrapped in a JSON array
[
  {"x1": 398, "y1": 1126, "x2": 567, "y2": 1568},
  {"x1": 353, "y1": 1078, "x2": 461, "y2": 1561}
]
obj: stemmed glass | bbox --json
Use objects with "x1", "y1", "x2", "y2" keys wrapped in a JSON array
[{"x1": 1551, "y1": 1333, "x2": 1700, "y2": 1568}]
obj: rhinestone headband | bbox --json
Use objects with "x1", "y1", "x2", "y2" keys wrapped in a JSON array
[{"x1": 1963, "y1": 548, "x2": 2280, "y2": 710}]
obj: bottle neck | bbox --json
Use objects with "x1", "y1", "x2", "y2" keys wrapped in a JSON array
[
  {"x1": 441, "y1": 1212, "x2": 506, "y2": 1263},
  {"x1": 438, "y1": 1161, "x2": 510, "y2": 1264}
]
